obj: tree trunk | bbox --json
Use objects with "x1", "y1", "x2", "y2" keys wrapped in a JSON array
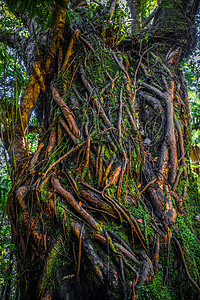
[{"x1": 2, "y1": 0, "x2": 200, "y2": 299}]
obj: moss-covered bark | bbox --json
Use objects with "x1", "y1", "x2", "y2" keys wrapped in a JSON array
[{"x1": 4, "y1": 0, "x2": 200, "y2": 299}]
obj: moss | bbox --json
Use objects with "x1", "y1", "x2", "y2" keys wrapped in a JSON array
[
  {"x1": 104, "y1": 221, "x2": 130, "y2": 246},
  {"x1": 40, "y1": 185, "x2": 49, "y2": 202},
  {"x1": 176, "y1": 215, "x2": 200, "y2": 280},
  {"x1": 136, "y1": 271, "x2": 172, "y2": 300},
  {"x1": 41, "y1": 237, "x2": 70, "y2": 291}
]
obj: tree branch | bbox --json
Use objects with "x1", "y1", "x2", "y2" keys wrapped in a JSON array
[
  {"x1": 126, "y1": 0, "x2": 141, "y2": 33},
  {"x1": 12, "y1": 3, "x2": 68, "y2": 164},
  {"x1": 141, "y1": 7, "x2": 158, "y2": 29}
]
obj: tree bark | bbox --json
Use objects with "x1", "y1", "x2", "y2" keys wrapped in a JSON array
[{"x1": 2, "y1": 0, "x2": 200, "y2": 299}]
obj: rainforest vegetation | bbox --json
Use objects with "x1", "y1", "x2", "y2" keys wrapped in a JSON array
[{"x1": 0, "y1": 0, "x2": 200, "y2": 299}]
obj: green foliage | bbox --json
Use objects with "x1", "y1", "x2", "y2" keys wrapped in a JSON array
[
  {"x1": 0, "y1": 144, "x2": 11, "y2": 213},
  {"x1": 4, "y1": 0, "x2": 66, "y2": 29},
  {"x1": 71, "y1": 0, "x2": 132, "y2": 44},
  {"x1": 180, "y1": 21, "x2": 200, "y2": 145},
  {"x1": 0, "y1": 214, "x2": 16, "y2": 299},
  {"x1": 0, "y1": 42, "x2": 28, "y2": 101},
  {"x1": 141, "y1": 0, "x2": 158, "y2": 19},
  {"x1": 136, "y1": 271, "x2": 172, "y2": 300},
  {"x1": 41, "y1": 237, "x2": 70, "y2": 291},
  {"x1": 0, "y1": 3, "x2": 28, "y2": 140},
  {"x1": 0, "y1": 1, "x2": 22, "y2": 32}
]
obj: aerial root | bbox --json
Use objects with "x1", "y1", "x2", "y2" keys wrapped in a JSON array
[
  {"x1": 170, "y1": 190, "x2": 183, "y2": 211},
  {"x1": 98, "y1": 145, "x2": 104, "y2": 186},
  {"x1": 173, "y1": 168, "x2": 183, "y2": 192},
  {"x1": 81, "y1": 176, "x2": 146, "y2": 249},
  {"x1": 173, "y1": 237, "x2": 200, "y2": 295},
  {"x1": 117, "y1": 149, "x2": 128, "y2": 199},
  {"x1": 43, "y1": 142, "x2": 85, "y2": 178},
  {"x1": 152, "y1": 236, "x2": 160, "y2": 277},
  {"x1": 103, "y1": 165, "x2": 122, "y2": 193},
  {"x1": 30, "y1": 142, "x2": 44, "y2": 173},
  {"x1": 76, "y1": 223, "x2": 84, "y2": 278},
  {"x1": 118, "y1": 85, "x2": 123, "y2": 139},
  {"x1": 84, "y1": 135, "x2": 91, "y2": 169},
  {"x1": 137, "y1": 251, "x2": 153, "y2": 285},
  {"x1": 51, "y1": 85, "x2": 82, "y2": 139},
  {"x1": 163, "y1": 232, "x2": 171, "y2": 285},
  {"x1": 175, "y1": 118, "x2": 187, "y2": 176},
  {"x1": 68, "y1": 209, "x2": 140, "y2": 266},
  {"x1": 163, "y1": 186, "x2": 177, "y2": 225},
  {"x1": 45, "y1": 129, "x2": 57, "y2": 158},
  {"x1": 101, "y1": 154, "x2": 116, "y2": 187},
  {"x1": 100, "y1": 74, "x2": 119, "y2": 95},
  {"x1": 61, "y1": 29, "x2": 80, "y2": 72},
  {"x1": 140, "y1": 178, "x2": 156, "y2": 195},
  {"x1": 51, "y1": 176, "x2": 102, "y2": 232},
  {"x1": 60, "y1": 119, "x2": 78, "y2": 145},
  {"x1": 80, "y1": 189, "x2": 118, "y2": 218},
  {"x1": 71, "y1": 221, "x2": 119, "y2": 287},
  {"x1": 16, "y1": 186, "x2": 44, "y2": 247},
  {"x1": 79, "y1": 36, "x2": 96, "y2": 53}
]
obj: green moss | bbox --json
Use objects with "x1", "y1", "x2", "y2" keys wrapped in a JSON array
[
  {"x1": 136, "y1": 271, "x2": 172, "y2": 300},
  {"x1": 104, "y1": 221, "x2": 130, "y2": 246},
  {"x1": 41, "y1": 237, "x2": 70, "y2": 291},
  {"x1": 176, "y1": 215, "x2": 200, "y2": 280}
]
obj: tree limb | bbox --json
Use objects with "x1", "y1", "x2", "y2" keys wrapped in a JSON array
[
  {"x1": 141, "y1": 7, "x2": 158, "y2": 29},
  {"x1": 12, "y1": 3, "x2": 68, "y2": 164},
  {"x1": 126, "y1": 0, "x2": 141, "y2": 33}
]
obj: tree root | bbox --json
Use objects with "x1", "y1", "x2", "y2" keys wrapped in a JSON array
[
  {"x1": 43, "y1": 142, "x2": 85, "y2": 178},
  {"x1": 137, "y1": 251, "x2": 153, "y2": 285},
  {"x1": 163, "y1": 232, "x2": 171, "y2": 285},
  {"x1": 60, "y1": 119, "x2": 78, "y2": 145},
  {"x1": 152, "y1": 236, "x2": 160, "y2": 277},
  {"x1": 51, "y1": 85, "x2": 82, "y2": 139},
  {"x1": 71, "y1": 221, "x2": 119, "y2": 287},
  {"x1": 175, "y1": 118, "x2": 187, "y2": 176},
  {"x1": 163, "y1": 186, "x2": 177, "y2": 225},
  {"x1": 61, "y1": 29, "x2": 80, "y2": 72},
  {"x1": 52, "y1": 176, "x2": 102, "y2": 232}
]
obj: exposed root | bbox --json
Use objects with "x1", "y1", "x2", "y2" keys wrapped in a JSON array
[
  {"x1": 60, "y1": 119, "x2": 78, "y2": 145},
  {"x1": 152, "y1": 236, "x2": 160, "y2": 276},
  {"x1": 140, "y1": 178, "x2": 156, "y2": 195},
  {"x1": 52, "y1": 176, "x2": 102, "y2": 232},
  {"x1": 45, "y1": 130, "x2": 56, "y2": 157},
  {"x1": 51, "y1": 85, "x2": 82, "y2": 139},
  {"x1": 76, "y1": 223, "x2": 84, "y2": 278},
  {"x1": 175, "y1": 118, "x2": 187, "y2": 176},
  {"x1": 61, "y1": 29, "x2": 80, "y2": 72},
  {"x1": 30, "y1": 142, "x2": 44, "y2": 173},
  {"x1": 137, "y1": 251, "x2": 153, "y2": 285},
  {"x1": 43, "y1": 142, "x2": 85, "y2": 178},
  {"x1": 163, "y1": 232, "x2": 171, "y2": 285},
  {"x1": 71, "y1": 221, "x2": 119, "y2": 287},
  {"x1": 163, "y1": 186, "x2": 177, "y2": 225}
]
